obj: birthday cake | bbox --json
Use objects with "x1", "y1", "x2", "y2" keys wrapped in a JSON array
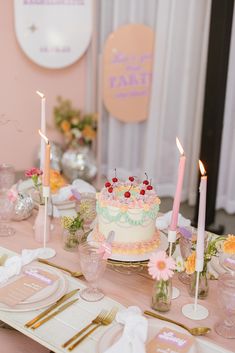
[{"x1": 94, "y1": 175, "x2": 161, "y2": 261}]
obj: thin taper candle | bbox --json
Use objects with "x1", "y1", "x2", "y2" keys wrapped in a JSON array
[
  {"x1": 38, "y1": 130, "x2": 50, "y2": 187},
  {"x1": 169, "y1": 138, "x2": 186, "y2": 231},
  {"x1": 196, "y1": 161, "x2": 207, "y2": 271},
  {"x1": 36, "y1": 91, "x2": 46, "y2": 170}
]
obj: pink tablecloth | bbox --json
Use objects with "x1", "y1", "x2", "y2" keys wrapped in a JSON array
[{"x1": 0, "y1": 213, "x2": 234, "y2": 353}]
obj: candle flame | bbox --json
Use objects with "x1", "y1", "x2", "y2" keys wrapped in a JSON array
[
  {"x1": 36, "y1": 90, "x2": 45, "y2": 98},
  {"x1": 39, "y1": 129, "x2": 49, "y2": 144},
  {"x1": 176, "y1": 137, "x2": 184, "y2": 155},
  {"x1": 199, "y1": 160, "x2": 206, "y2": 176}
]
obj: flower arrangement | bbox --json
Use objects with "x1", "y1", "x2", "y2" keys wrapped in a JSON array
[
  {"x1": 182, "y1": 234, "x2": 235, "y2": 276},
  {"x1": 25, "y1": 167, "x2": 43, "y2": 205},
  {"x1": 61, "y1": 212, "x2": 85, "y2": 250},
  {"x1": 54, "y1": 96, "x2": 97, "y2": 148},
  {"x1": 148, "y1": 250, "x2": 176, "y2": 312}
]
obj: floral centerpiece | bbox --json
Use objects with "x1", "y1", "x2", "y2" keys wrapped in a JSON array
[
  {"x1": 61, "y1": 212, "x2": 85, "y2": 251},
  {"x1": 178, "y1": 234, "x2": 235, "y2": 298},
  {"x1": 148, "y1": 250, "x2": 176, "y2": 312},
  {"x1": 54, "y1": 96, "x2": 97, "y2": 148}
]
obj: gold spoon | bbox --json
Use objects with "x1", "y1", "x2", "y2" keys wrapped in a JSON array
[
  {"x1": 144, "y1": 310, "x2": 211, "y2": 336},
  {"x1": 38, "y1": 258, "x2": 83, "y2": 278}
]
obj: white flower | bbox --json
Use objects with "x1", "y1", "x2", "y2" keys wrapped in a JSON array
[
  {"x1": 175, "y1": 256, "x2": 185, "y2": 272},
  {"x1": 71, "y1": 128, "x2": 82, "y2": 138}
]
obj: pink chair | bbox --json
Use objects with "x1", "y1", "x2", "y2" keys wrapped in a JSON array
[{"x1": 0, "y1": 328, "x2": 50, "y2": 353}]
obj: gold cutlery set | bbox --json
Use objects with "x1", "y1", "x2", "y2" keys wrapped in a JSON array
[
  {"x1": 23, "y1": 260, "x2": 210, "y2": 351},
  {"x1": 25, "y1": 287, "x2": 117, "y2": 351}
]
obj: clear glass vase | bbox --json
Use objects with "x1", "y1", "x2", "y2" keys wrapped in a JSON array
[
  {"x1": 151, "y1": 278, "x2": 172, "y2": 312},
  {"x1": 63, "y1": 229, "x2": 83, "y2": 251},
  {"x1": 188, "y1": 271, "x2": 209, "y2": 299}
]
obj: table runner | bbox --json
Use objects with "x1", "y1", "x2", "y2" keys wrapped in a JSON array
[{"x1": 0, "y1": 214, "x2": 233, "y2": 352}]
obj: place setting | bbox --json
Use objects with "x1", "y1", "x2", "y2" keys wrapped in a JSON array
[{"x1": 1, "y1": 2, "x2": 235, "y2": 352}]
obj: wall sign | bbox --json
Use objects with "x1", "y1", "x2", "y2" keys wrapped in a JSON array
[
  {"x1": 14, "y1": 0, "x2": 92, "y2": 69},
  {"x1": 102, "y1": 24, "x2": 154, "y2": 123}
]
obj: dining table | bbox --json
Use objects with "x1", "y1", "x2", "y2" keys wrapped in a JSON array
[{"x1": 0, "y1": 211, "x2": 234, "y2": 353}]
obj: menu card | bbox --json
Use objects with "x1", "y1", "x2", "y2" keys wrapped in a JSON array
[
  {"x1": 0, "y1": 268, "x2": 58, "y2": 307},
  {"x1": 147, "y1": 327, "x2": 195, "y2": 353}
]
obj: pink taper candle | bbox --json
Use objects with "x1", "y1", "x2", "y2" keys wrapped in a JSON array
[
  {"x1": 38, "y1": 130, "x2": 50, "y2": 187},
  {"x1": 169, "y1": 138, "x2": 186, "y2": 231},
  {"x1": 196, "y1": 161, "x2": 207, "y2": 269}
]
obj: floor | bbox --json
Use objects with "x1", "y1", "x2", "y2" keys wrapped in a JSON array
[{"x1": 161, "y1": 197, "x2": 235, "y2": 235}]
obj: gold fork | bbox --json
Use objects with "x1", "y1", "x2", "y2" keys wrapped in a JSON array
[
  {"x1": 62, "y1": 310, "x2": 108, "y2": 348},
  {"x1": 68, "y1": 307, "x2": 118, "y2": 351}
]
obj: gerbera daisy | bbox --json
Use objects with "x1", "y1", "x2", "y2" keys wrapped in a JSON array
[{"x1": 148, "y1": 250, "x2": 176, "y2": 281}]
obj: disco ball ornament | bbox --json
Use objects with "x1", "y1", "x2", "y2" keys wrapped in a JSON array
[
  {"x1": 61, "y1": 145, "x2": 97, "y2": 183},
  {"x1": 12, "y1": 192, "x2": 34, "y2": 221}
]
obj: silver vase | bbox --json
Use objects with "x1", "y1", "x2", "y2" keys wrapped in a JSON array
[
  {"x1": 61, "y1": 145, "x2": 97, "y2": 183},
  {"x1": 12, "y1": 192, "x2": 34, "y2": 221}
]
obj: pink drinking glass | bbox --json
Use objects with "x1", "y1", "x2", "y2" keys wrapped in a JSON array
[
  {"x1": 215, "y1": 272, "x2": 235, "y2": 338},
  {"x1": 78, "y1": 241, "x2": 107, "y2": 302}
]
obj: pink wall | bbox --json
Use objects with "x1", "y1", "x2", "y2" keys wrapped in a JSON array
[{"x1": 0, "y1": 0, "x2": 87, "y2": 171}]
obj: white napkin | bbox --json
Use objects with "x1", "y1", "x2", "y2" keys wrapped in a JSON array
[
  {"x1": 51, "y1": 179, "x2": 96, "y2": 218},
  {"x1": 0, "y1": 248, "x2": 50, "y2": 284},
  {"x1": 156, "y1": 211, "x2": 191, "y2": 230},
  {"x1": 104, "y1": 306, "x2": 148, "y2": 353}
]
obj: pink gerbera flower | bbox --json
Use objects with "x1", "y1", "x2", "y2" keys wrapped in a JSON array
[{"x1": 148, "y1": 250, "x2": 176, "y2": 281}]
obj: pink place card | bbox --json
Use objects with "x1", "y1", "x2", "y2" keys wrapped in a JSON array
[
  {"x1": 147, "y1": 327, "x2": 195, "y2": 353},
  {"x1": 0, "y1": 269, "x2": 58, "y2": 307}
]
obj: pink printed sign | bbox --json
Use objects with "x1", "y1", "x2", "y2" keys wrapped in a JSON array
[
  {"x1": 103, "y1": 24, "x2": 154, "y2": 123},
  {"x1": 147, "y1": 327, "x2": 195, "y2": 353}
]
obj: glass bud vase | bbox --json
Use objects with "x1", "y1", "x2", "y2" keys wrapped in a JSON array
[
  {"x1": 34, "y1": 204, "x2": 50, "y2": 243},
  {"x1": 151, "y1": 278, "x2": 172, "y2": 312},
  {"x1": 63, "y1": 229, "x2": 83, "y2": 252},
  {"x1": 188, "y1": 271, "x2": 209, "y2": 299}
]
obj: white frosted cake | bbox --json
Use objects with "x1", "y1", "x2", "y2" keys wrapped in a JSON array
[{"x1": 94, "y1": 175, "x2": 161, "y2": 261}]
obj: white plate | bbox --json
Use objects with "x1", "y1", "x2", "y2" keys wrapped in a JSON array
[
  {"x1": 98, "y1": 318, "x2": 197, "y2": 353},
  {"x1": 0, "y1": 264, "x2": 68, "y2": 312}
]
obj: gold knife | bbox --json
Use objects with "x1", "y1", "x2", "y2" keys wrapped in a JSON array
[
  {"x1": 25, "y1": 288, "x2": 79, "y2": 328},
  {"x1": 31, "y1": 298, "x2": 78, "y2": 329}
]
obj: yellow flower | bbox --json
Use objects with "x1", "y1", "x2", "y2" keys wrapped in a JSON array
[
  {"x1": 223, "y1": 235, "x2": 235, "y2": 254},
  {"x1": 185, "y1": 251, "x2": 196, "y2": 274},
  {"x1": 61, "y1": 120, "x2": 71, "y2": 132},
  {"x1": 82, "y1": 125, "x2": 96, "y2": 140}
]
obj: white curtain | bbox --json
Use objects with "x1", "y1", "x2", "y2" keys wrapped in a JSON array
[
  {"x1": 216, "y1": 4, "x2": 235, "y2": 214},
  {"x1": 88, "y1": 0, "x2": 211, "y2": 202}
]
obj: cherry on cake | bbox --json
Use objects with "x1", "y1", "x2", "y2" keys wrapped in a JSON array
[{"x1": 94, "y1": 175, "x2": 161, "y2": 261}]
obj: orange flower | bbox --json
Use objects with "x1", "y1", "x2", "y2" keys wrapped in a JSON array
[
  {"x1": 82, "y1": 125, "x2": 96, "y2": 140},
  {"x1": 223, "y1": 235, "x2": 235, "y2": 255},
  {"x1": 49, "y1": 170, "x2": 67, "y2": 193},
  {"x1": 185, "y1": 251, "x2": 196, "y2": 274},
  {"x1": 61, "y1": 120, "x2": 71, "y2": 132}
]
